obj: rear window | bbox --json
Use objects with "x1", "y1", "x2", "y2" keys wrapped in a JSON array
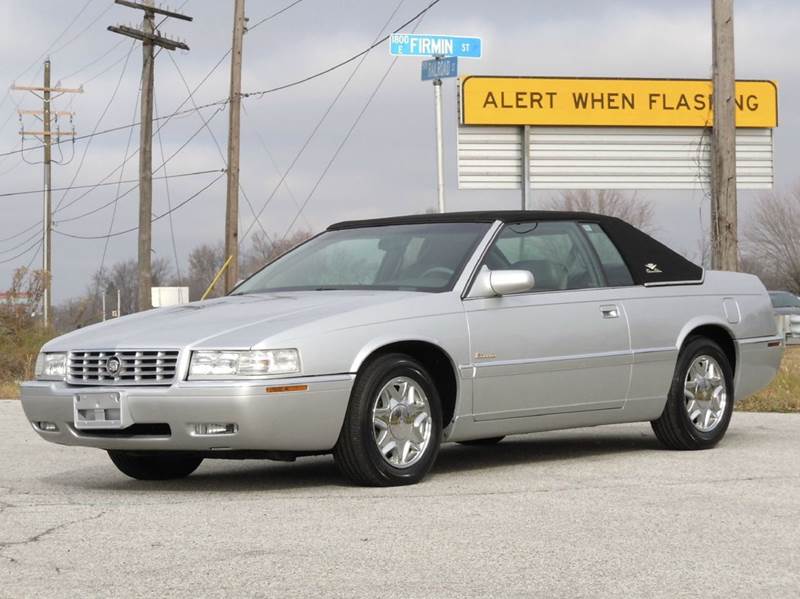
[{"x1": 580, "y1": 223, "x2": 634, "y2": 286}]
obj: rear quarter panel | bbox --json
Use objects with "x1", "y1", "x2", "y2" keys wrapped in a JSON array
[{"x1": 621, "y1": 270, "x2": 780, "y2": 411}]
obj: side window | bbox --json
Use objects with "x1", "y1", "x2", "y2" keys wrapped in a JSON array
[
  {"x1": 485, "y1": 221, "x2": 603, "y2": 291},
  {"x1": 580, "y1": 223, "x2": 634, "y2": 286}
]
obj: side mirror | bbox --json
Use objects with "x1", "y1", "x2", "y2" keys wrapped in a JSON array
[{"x1": 470, "y1": 266, "x2": 535, "y2": 298}]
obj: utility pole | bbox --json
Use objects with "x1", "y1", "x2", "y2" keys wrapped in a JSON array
[
  {"x1": 12, "y1": 61, "x2": 81, "y2": 328},
  {"x1": 711, "y1": 0, "x2": 738, "y2": 271},
  {"x1": 109, "y1": 0, "x2": 191, "y2": 311},
  {"x1": 224, "y1": 0, "x2": 246, "y2": 293}
]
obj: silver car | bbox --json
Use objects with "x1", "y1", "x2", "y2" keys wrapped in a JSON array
[
  {"x1": 768, "y1": 291, "x2": 800, "y2": 342},
  {"x1": 21, "y1": 211, "x2": 783, "y2": 486}
]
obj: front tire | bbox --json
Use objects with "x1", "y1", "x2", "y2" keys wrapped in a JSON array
[
  {"x1": 334, "y1": 353, "x2": 442, "y2": 486},
  {"x1": 651, "y1": 336, "x2": 734, "y2": 450},
  {"x1": 108, "y1": 451, "x2": 203, "y2": 480}
]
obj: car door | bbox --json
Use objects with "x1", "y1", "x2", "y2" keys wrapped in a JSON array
[{"x1": 464, "y1": 221, "x2": 632, "y2": 420}]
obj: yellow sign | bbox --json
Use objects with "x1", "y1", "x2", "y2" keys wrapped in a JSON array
[{"x1": 460, "y1": 77, "x2": 778, "y2": 128}]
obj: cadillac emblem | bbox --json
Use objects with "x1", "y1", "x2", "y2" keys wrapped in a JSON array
[{"x1": 105, "y1": 356, "x2": 122, "y2": 375}]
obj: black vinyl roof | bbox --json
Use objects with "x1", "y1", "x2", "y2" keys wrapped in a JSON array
[
  {"x1": 329, "y1": 210, "x2": 612, "y2": 230},
  {"x1": 328, "y1": 210, "x2": 703, "y2": 286}
]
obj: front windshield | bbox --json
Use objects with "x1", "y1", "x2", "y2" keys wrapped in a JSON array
[
  {"x1": 770, "y1": 292, "x2": 800, "y2": 308},
  {"x1": 233, "y1": 222, "x2": 491, "y2": 294}
]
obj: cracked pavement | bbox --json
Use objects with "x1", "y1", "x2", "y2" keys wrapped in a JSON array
[{"x1": 1, "y1": 400, "x2": 798, "y2": 598}]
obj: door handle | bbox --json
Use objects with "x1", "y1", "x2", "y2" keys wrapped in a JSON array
[{"x1": 600, "y1": 305, "x2": 620, "y2": 319}]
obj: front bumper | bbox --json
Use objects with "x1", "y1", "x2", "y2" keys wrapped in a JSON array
[{"x1": 20, "y1": 375, "x2": 354, "y2": 452}]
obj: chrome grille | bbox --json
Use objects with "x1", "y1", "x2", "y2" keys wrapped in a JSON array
[{"x1": 67, "y1": 350, "x2": 180, "y2": 386}]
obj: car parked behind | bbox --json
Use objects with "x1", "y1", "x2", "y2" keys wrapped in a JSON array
[{"x1": 769, "y1": 291, "x2": 800, "y2": 343}]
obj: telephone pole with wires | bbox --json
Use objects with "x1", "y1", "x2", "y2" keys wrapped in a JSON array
[
  {"x1": 710, "y1": 0, "x2": 738, "y2": 271},
  {"x1": 108, "y1": 0, "x2": 191, "y2": 312},
  {"x1": 12, "y1": 59, "x2": 82, "y2": 327},
  {"x1": 224, "y1": 0, "x2": 246, "y2": 294}
]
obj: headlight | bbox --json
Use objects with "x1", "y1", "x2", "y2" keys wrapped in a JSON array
[
  {"x1": 189, "y1": 349, "x2": 301, "y2": 379},
  {"x1": 35, "y1": 352, "x2": 67, "y2": 381}
]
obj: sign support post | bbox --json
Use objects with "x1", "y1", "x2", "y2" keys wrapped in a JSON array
[
  {"x1": 521, "y1": 125, "x2": 531, "y2": 209},
  {"x1": 393, "y1": 33, "x2": 482, "y2": 213},
  {"x1": 433, "y1": 66, "x2": 445, "y2": 213}
]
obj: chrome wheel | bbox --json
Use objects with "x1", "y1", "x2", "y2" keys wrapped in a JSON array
[
  {"x1": 684, "y1": 355, "x2": 727, "y2": 433},
  {"x1": 372, "y1": 376, "x2": 433, "y2": 469}
]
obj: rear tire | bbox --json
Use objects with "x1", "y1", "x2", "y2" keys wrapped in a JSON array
[
  {"x1": 108, "y1": 451, "x2": 203, "y2": 480},
  {"x1": 334, "y1": 353, "x2": 442, "y2": 486},
  {"x1": 458, "y1": 436, "x2": 505, "y2": 446},
  {"x1": 651, "y1": 336, "x2": 734, "y2": 450}
]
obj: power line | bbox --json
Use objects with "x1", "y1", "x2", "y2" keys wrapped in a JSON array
[
  {"x1": 50, "y1": 2, "x2": 115, "y2": 56},
  {"x1": 279, "y1": 3, "x2": 432, "y2": 241},
  {"x1": 241, "y1": 102, "x2": 312, "y2": 232},
  {"x1": 62, "y1": 39, "x2": 127, "y2": 81},
  {"x1": 0, "y1": 220, "x2": 40, "y2": 244},
  {"x1": 12, "y1": 0, "x2": 96, "y2": 82},
  {"x1": 0, "y1": 228, "x2": 43, "y2": 256},
  {"x1": 97, "y1": 82, "x2": 142, "y2": 282},
  {"x1": 166, "y1": 51, "x2": 270, "y2": 239},
  {"x1": 0, "y1": 168, "x2": 223, "y2": 201},
  {"x1": 0, "y1": 86, "x2": 226, "y2": 161},
  {"x1": 60, "y1": 0, "x2": 190, "y2": 82},
  {"x1": 56, "y1": 172, "x2": 226, "y2": 240},
  {"x1": 0, "y1": 0, "x2": 443, "y2": 162},
  {"x1": 23, "y1": 241, "x2": 43, "y2": 271},
  {"x1": 0, "y1": 236, "x2": 43, "y2": 265},
  {"x1": 56, "y1": 173, "x2": 223, "y2": 226},
  {"x1": 54, "y1": 40, "x2": 138, "y2": 211},
  {"x1": 154, "y1": 94, "x2": 182, "y2": 284},
  {"x1": 239, "y1": 0, "x2": 416, "y2": 246},
  {"x1": 241, "y1": 0, "x2": 442, "y2": 100},
  {"x1": 248, "y1": 0, "x2": 306, "y2": 31}
]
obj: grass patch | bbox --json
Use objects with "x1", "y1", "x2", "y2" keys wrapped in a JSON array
[
  {"x1": 0, "y1": 381, "x2": 21, "y2": 399},
  {"x1": 737, "y1": 346, "x2": 800, "y2": 413},
  {"x1": 0, "y1": 326, "x2": 53, "y2": 399}
]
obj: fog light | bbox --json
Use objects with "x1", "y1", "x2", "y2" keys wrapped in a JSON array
[
  {"x1": 194, "y1": 423, "x2": 237, "y2": 435},
  {"x1": 36, "y1": 421, "x2": 58, "y2": 432}
]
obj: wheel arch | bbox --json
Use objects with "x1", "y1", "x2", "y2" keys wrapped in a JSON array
[
  {"x1": 677, "y1": 320, "x2": 737, "y2": 375},
  {"x1": 352, "y1": 339, "x2": 461, "y2": 429}
]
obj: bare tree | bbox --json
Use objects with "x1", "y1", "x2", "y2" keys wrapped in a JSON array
[
  {"x1": 186, "y1": 242, "x2": 226, "y2": 300},
  {"x1": 242, "y1": 230, "x2": 313, "y2": 278},
  {"x1": 549, "y1": 190, "x2": 655, "y2": 232},
  {"x1": 743, "y1": 187, "x2": 800, "y2": 293},
  {"x1": 91, "y1": 258, "x2": 172, "y2": 317}
]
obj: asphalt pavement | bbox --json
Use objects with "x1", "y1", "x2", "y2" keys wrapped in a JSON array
[{"x1": 1, "y1": 400, "x2": 798, "y2": 598}]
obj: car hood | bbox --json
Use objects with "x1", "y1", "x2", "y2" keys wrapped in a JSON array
[{"x1": 44, "y1": 290, "x2": 424, "y2": 352}]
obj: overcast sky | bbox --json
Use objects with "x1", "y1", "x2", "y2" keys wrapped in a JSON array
[{"x1": 0, "y1": 0, "x2": 798, "y2": 302}]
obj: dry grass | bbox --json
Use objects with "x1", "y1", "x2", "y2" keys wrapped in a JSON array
[
  {"x1": 737, "y1": 346, "x2": 800, "y2": 413},
  {"x1": 0, "y1": 381, "x2": 20, "y2": 399}
]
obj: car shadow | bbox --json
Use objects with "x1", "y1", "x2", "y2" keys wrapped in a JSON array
[
  {"x1": 44, "y1": 428, "x2": 666, "y2": 493},
  {"x1": 434, "y1": 431, "x2": 663, "y2": 475}
]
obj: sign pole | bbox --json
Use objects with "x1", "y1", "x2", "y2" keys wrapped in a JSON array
[
  {"x1": 522, "y1": 125, "x2": 531, "y2": 209},
  {"x1": 433, "y1": 76, "x2": 445, "y2": 213},
  {"x1": 395, "y1": 34, "x2": 483, "y2": 213}
]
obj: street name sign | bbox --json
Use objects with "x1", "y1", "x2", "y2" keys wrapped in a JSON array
[
  {"x1": 422, "y1": 56, "x2": 458, "y2": 81},
  {"x1": 390, "y1": 34, "x2": 482, "y2": 58},
  {"x1": 460, "y1": 76, "x2": 778, "y2": 128}
]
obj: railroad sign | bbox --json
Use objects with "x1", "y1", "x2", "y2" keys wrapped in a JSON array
[
  {"x1": 460, "y1": 76, "x2": 778, "y2": 128},
  {"x1": 421, "y1": 56, "x2": 458, "y2": 81},
  {"x1": 390, "y1": 34, "x2": 482, "y2": 58}
]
